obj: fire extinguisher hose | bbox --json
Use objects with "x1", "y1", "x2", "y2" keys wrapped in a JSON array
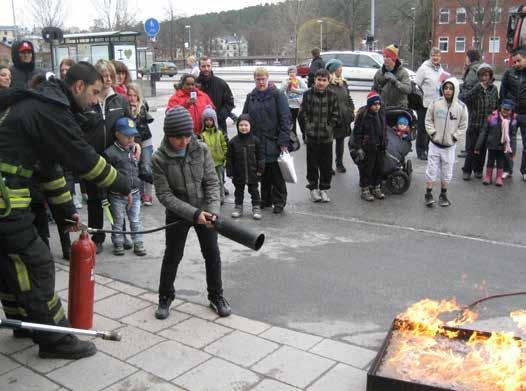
[
  {"x1": 454, "y1": 291, "x2": 526, "y2": 322},
  {"x1": 65, "y1": 219, "x2": 185, "y2": 235}
]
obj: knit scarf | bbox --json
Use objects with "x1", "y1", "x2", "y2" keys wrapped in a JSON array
[
  {"x1": 330, "y1": 73, "x2": 345, "y2": 87},
  {"x1": 500, "y1": 114, "x2": 512, "y2": 154}
]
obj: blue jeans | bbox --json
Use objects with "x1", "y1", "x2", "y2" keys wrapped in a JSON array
[
  {"x1": 215, "y1": 165, "x2": 224, "y2": 202},
  {"x1": 140, "y1": 144, "x2": 154, "y2": 197},
  {"x1": 109, "y1": 192, "x2": 143, "y2": 246}
]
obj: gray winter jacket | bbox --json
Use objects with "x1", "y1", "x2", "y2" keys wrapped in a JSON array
[
  {"x1": 152, "y1": 137, "x2": 220, "y2": 222},
  {"x1": 414, "y1": 60, "x2": 445, "y2": 108},
  {"x1": 103, "y1": 142, "x2": 141, "y2": 193},
  {"x1": 372, "y1": 60, "x2": 412, "y2": 107}
]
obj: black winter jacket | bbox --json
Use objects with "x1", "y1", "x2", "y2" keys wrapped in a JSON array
[
  {"x1": 132, "y1": 102, "x2": 153, "y2": 143},
  {"x1": 350, "y1": 106, "x2": 388, "y2": 151},
  {"x1": 103, "y1": 142, "x2": 141, "y2": 192},
  {"x1": 9, "y1": 40, "x2": 44, "y2": 89},
  {"x1": 500, "y1": 67, "x2": 526, "y2": 116},
  {"x1": 197, "y1": 72, "x2": 235, "y2": 123},
  {"x1": 475, "y1": 111, "x2": 518, "y2": 151},
  {"x1": 83, "y1": 90, "x2": 130, "y2": 154},
  {"x1": 328, "y1": 81, "x2": 355, "y2": 139},
  {"x1": 226, "y1": 132, "x2": 265, "y2": 185},
  {"x1": 300, "y1": 87, "x2": 340, "y2": 144}
]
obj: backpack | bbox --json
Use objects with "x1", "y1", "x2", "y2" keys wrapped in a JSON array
[{"x1": 408, "y1": 81, "x2": 424, "y2": 111}]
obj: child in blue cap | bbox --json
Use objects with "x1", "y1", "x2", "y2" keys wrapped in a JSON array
[
  {"x1": 394, "y1": 114, "x2": 411, "y2": 141},
  {"x1": 103, "y1": 117, "x2": 146, "y2": 256}
]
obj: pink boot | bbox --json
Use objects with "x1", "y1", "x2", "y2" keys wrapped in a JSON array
[
  {"x1": 495, "y1": 169, "x2": 504, "y2": 187},
  {"x1": 482, "y1": 168, "x2": 493, "y2": 185}
]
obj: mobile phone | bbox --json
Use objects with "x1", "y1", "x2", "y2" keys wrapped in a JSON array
[{"x1": 190, "y1": 91, "x2": 197, "y2": 99}]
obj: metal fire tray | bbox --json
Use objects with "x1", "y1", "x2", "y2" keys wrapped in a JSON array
[{"x1": 366, "y1": 318, "x2": 512, "y2": 391}]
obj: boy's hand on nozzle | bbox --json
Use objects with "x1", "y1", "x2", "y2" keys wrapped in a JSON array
[
  {"x1": 65, "y1": 213, "x2": 81, "y2": 232},
  {"x1": 474, "y1": 150, "x2": 480, "y2": 155},
  {"x1": 197, "y1": 211, "x2": 216, "y2": 228}
]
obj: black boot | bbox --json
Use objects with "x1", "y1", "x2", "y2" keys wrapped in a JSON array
[
  {"x1": 39, "y1": 334, "x2": 97, "y2": 359},
  {"x1": 155, "y1": 296, "x2": 173, "y2": 320},
  {"x1": 209, "y1": 296, "x2": 232, "y2": 317}
]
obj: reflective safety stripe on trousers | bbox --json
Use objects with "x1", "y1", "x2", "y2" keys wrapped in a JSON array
[{"x1": 9, "y1": 255, "x2": 31, "y2": 292}]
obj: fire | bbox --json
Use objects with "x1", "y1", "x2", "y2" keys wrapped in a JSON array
[
  {"x1": 511, "y1": 310, "x2": 526, "y2": 331},
  {"x1": 379, "y1": 298, "x2": 526, "y2": 390}
]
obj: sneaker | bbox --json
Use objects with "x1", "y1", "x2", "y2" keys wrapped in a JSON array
[
  {"x1": 371, "y1": 185, "x2": 385, "y2": 200},
  {"x1": 155, "y1": 297, "x2": 173, "y2": 320},
  {"x1": 113, "y1": 244, "x2": 125, "y2": 256},
  {"x1": 438, "y1": 193, "x2": 451, "y2": 207},
  {"x1": 231, "y1": 205, "x2": 243, "y2": 218},
  {"x1": 320, "y1": 190, "x2": 331, "y2": 202},
  {"x1": 336, "y1": 165, "x2": 346, "y2": 173},
  {"x1": 502, "y1": 171, "x2": 511, "y2": 179},
  {"x1": 95, "y1": 242, "x2": 103, "y2": 254},
  {"x1": 124, "y1": 237, "x2": 133, "y2": 250},
  {"x1": 425, "y1": 192, "x2": 435, "y2": 207},
  {"x1": 39, "y1": 334, "x2": 97, "y2": 359},
  {"x1": 309, "y1": 189, "x2": 322, "y2": 202},
  {"x1": 141, "y1": 194, "x2": 153, "y2": 206},
  {"x1": 474, "y1": 171, "x2": 483, "y2": 179},
  {"x1": 209, "y1": 296, "x2": 232, "y2": 317},
  {"x1": 134, "y1": 242, "x2": 147, "y2": 256},
  {"x1": 273, "y1": 205, "x2": 284, "y2": 214},
  {"x1": 522, "y1": 174, "x2": 526, "y2": 182},
  {"x1": 462, "y1": 171, "x2": 471, "y2": 181},
  {"x1": 252, "y1": 207, "x2": 262, "y2": 220},
  {"x1": 361, "y1": 188, "x2": 374, "y2": 202}
]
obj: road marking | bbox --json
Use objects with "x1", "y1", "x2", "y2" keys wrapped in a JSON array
[{"x1": 293, "y1": 210, "x2": 526, "y2": 250}]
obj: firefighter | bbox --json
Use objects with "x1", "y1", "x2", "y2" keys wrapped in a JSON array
[{"x1": 0, "y1": 62, "x2": 131, "y2": 359}]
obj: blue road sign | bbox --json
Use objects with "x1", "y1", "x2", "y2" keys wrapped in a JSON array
[{"x1": 144, "y1": 18, "x2": 160, "y2": 37}]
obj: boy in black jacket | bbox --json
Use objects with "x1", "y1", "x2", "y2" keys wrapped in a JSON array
[
  {"x1": 300, "y1": 68, "x2": 340, "y2": 203},
  {"x1": 226, "y1": 114, "x2": 265, "y2": 220}
]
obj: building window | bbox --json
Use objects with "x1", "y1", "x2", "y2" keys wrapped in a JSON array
[
  {"x1": 439, "y1": 37, "x2": 449, "y2": 52},
  {"x1": 473, "y1": 7, "x2": 484, "y2": 24},
  {"x1": 455, "y1": 37, "x2": 466, "y2": 52},
  {"x1": 489, "y1": 36, "x2": 500, "y2": 53},
  {"x1": 492, "y1": 7, "x2": 502, "y2": 23},
  {"x1": 439, "y1": 8, "x2": 449, "y2": 24},
  {"x1": 456, "y1": 8, "x2": 466, "y2": 24},
  {"x1": 472, "y1": 36, "x2": 481, "y2": 50}
]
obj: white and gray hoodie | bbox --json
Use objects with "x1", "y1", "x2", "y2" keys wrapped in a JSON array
[{"x1": 425, "y1": 77, "x2": 468, "y2": 148}]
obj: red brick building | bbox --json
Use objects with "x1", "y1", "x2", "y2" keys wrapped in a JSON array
[{"x1": 432, "y1": 0, "x2": 523, "y2": 75}]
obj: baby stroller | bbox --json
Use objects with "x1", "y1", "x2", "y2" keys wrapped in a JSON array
[{"x1": 382, "y1": 106, "x2": 416, "y2": 194}]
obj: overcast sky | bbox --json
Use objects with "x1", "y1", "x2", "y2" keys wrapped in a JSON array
[{"x1": 0, "y1": 0, "x2": 275, "y2": 30}]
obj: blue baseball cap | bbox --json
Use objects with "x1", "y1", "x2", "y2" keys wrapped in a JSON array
[{"x1": 115, "y1": 117, "x2": 139, "y2": 136}]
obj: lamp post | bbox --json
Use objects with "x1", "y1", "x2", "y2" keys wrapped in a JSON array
[
  {"x1": 185, "y1": 25, "x2": 191, "y2": 53},
  {"x1": 317, "y1": 19, "x2": 323, "y2": 51},
  {"x1": 411, "y1": 7, "x2": 416, "y2": 70}
]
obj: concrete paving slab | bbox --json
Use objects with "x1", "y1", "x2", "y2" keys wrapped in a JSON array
[
  {"x1": 11, "y1": 345, "x2": 71, "y2": 374},
  {"x1": 260, "y1": 326, "x2": 323, "y2": 350},
  {"x1": 306, "y1": 363, "x2": 367, "y2": 391},
  {"x1": 128, "y1": 340, "x2": 210, "y2": 381},
  {"x1": 94, "y1": 283, "x2": 120, "y2": 302},
  {"x1": 0, "y1": 331, "x2": 34, "y2": 354},
  {"x1": 54, "y1": 270, "x2": 70, "y2": 292},
  {"x1": 215, "y1": 314, "x2": 271, "y2": 335},
  {"x1": 94, "y1": 293, "x2": 150, "y2": 319},
  {"x1": 96, "y1": 325, "x2": 165, "y2": 360},
  {"x1": 205, "y1": 330, "x2": 279, "y2": 367},
  {"x1": 47, "y1": 352, "x2": 137, "y2": 391},
  {"x1": 159, "y1": 317, "x2": 232, "y2": 349},
  {"x1": 92, "y1": 313, "x2": 123, "y2": 332},
  {"x1": 120, "y1": 305, "x2": 191, "y2": 333},
  {"x1": 341, "y1": 331, "x2": 389, "y2": 351},
  {"x1": 251, "y1": 346, "x2": 335, "y2": 389},
  {"x1": 0, "y1": 353, "x2": 20, "y2": 375},
  {"x1": 105, "y1": 280, "x2": 148, "y2": 296},
  {"x1": 95, "y1": 274, "x2": 114, "y2": 285},
  {"x1": 173, "y1": 357, "x2": 260, "y2": 391},
  {"x1": 309, "y1": 339, "x2": 377, "y2": 369},
  {"x1": 250, "y1": 379, "x2": 301, "y2": 390},
  {"x1": 177, "y1": 302, "x2": 219, "y2": 321},
  {"x1": 105, "y1": 371, "x2": 185, "y2": 391},
  {"x1": 0, "y1": 366, "x2": 60, "y2": 391}
]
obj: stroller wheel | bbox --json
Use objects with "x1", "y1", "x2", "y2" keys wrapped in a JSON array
[
  {"x1": 386, "y1": 171, "x2": 410, "y2": 194},
  {"x1": 405, "y1": 160, "x2": 413, "y2": 176}
]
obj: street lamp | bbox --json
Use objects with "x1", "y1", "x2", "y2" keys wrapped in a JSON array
[
  {"x1": 411, "y1": 7, "x2": 416, "y2": 70},
  {"x1": 185, "y1": 25, "x2": 191, "y2": 52},
  {"x1": 317, "y1": 19, "x2": 323, "y2": 51}
]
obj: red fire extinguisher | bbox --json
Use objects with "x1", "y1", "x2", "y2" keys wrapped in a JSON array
[{"x1": 68, "y1": 229, "x2": 96, "y2": 329}]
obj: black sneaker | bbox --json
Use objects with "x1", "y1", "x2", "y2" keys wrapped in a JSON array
[
  {"x1": 95, "y1": 242, "x2": 103, "y2": 254},
  {"x1": 39, "y1": 334, "x2": 97, "y2": 359},
  {"x1": 474, "y1": 171, "x2": 483, "y2": 179},
  {"x1": 438, "y1": 193, "x2": 451, "y2": 207},
  {"x1": 133, "y1": 242, "x2": 147, "y2": 256},
  {"x1": 425, "y1": 192, "x2": 435, "y2": 207},
  {"x1": 155, "y1": 297, "x2": 173, "y2": 320},
  {"x1": 462, "y1": 171, "x2": 471, "y2": 181},
  {"x1": 336, "y1": 165, "x2": 346, "y2": 173},
  {"x1": 113, "y1": 244, "x2": 125, "y2": 256},
  {"x1": 209, "y1": 296, "x2": 232, "y2": 317},
  {"x1": 273, "y1": 205, "x2": 284, "y2": 214}
]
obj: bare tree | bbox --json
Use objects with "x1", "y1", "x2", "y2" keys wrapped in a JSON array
[
  {"x1": 91, "y1": 0, "x2": 136, "y2": 31},
  {"x1": 335, "y1": 0, "x2": 368, "y2": 51},
  {"x1": 458, "y1": 0, "x2": 499, "y2": 53},
  {"x1": 30, "y1": 0, "x2": 66, "y2": 28}
]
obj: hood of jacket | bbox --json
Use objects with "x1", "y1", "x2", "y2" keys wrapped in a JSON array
[
  {"x1": 0, "y1": 77, "x2": 72, "y2": 110},
  {"x1": 477, "y1": 62, "x2": 494, "y2": 80},
  {"x1": 440, "y1": 76, "x2": 461, "y2": 103},
  {"x1": 11, "y1": 40, "x2": 35, "y2": 72},
  {"x1": 201, "y1": 106, "x2": 219, "y2": 131}
]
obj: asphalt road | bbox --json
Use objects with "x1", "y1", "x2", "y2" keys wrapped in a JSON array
[{"x1": 53, "y1": 79, "x2": 526, "y2": 351}]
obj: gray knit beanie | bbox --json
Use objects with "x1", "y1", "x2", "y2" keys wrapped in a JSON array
[{"x1": 164, "y1": 106, "x2": 194, "y2": 136}]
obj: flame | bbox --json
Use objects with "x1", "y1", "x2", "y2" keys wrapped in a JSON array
[{"x1": 379, "y1": 299, "x2": 526, "y2": 391}]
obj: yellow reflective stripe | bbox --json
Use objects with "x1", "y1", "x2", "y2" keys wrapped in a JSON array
[
  {"x1": 97, "y1": 166, "x2": 117, "y2": 188},
  {"x1": 82, "y1": 157, "x2": 106, "y2": 181},
  {"x1": 10, "y1": 255, "x2": 31, "y2": 292},
  {"x1": 47, "y1": 293, "x2": 59, "y2": 310},
  {"x1": 7, "y1": 188, "x2": 30, "y2": 197},
  {"x1": 0, "y1": 292, "x2": 16, "y2": 301},
  {"x1": 41, "y1": 177, "x2": 67, "y2": 191},
  {"x1": 3, "y1": 306, "x2": 27, "y2": 317},
  {"x1": 0, "y1": 162, "x2": 33, "y2": 178},
  {"x1": 48, "y1": 191, "x2": 72, "y2": 205},
  {"x1": 53, "y1": 306, "x2": 65, "y2": 324},
  {"x1": 0, "y1": 197, "x2": 31, "y2": 209}
]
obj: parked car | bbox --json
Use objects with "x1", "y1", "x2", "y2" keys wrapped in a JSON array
[
  {"x1": 296, "y1": 58, "x2": 311, "y2": 78},
  {"x1": 320, "y1": 51, "x2": 416, "y2": 88},
  {"x1": 153, "y1": 61, "x2": 178, "y2": 77}
]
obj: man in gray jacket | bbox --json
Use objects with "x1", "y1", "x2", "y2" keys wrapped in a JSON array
[
  {"x1": 372, "y1": 45, "x2": 411, "y2": 107},
  {"x1": 152, "y1": 106, "x2": 231, "y2": 319}
]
